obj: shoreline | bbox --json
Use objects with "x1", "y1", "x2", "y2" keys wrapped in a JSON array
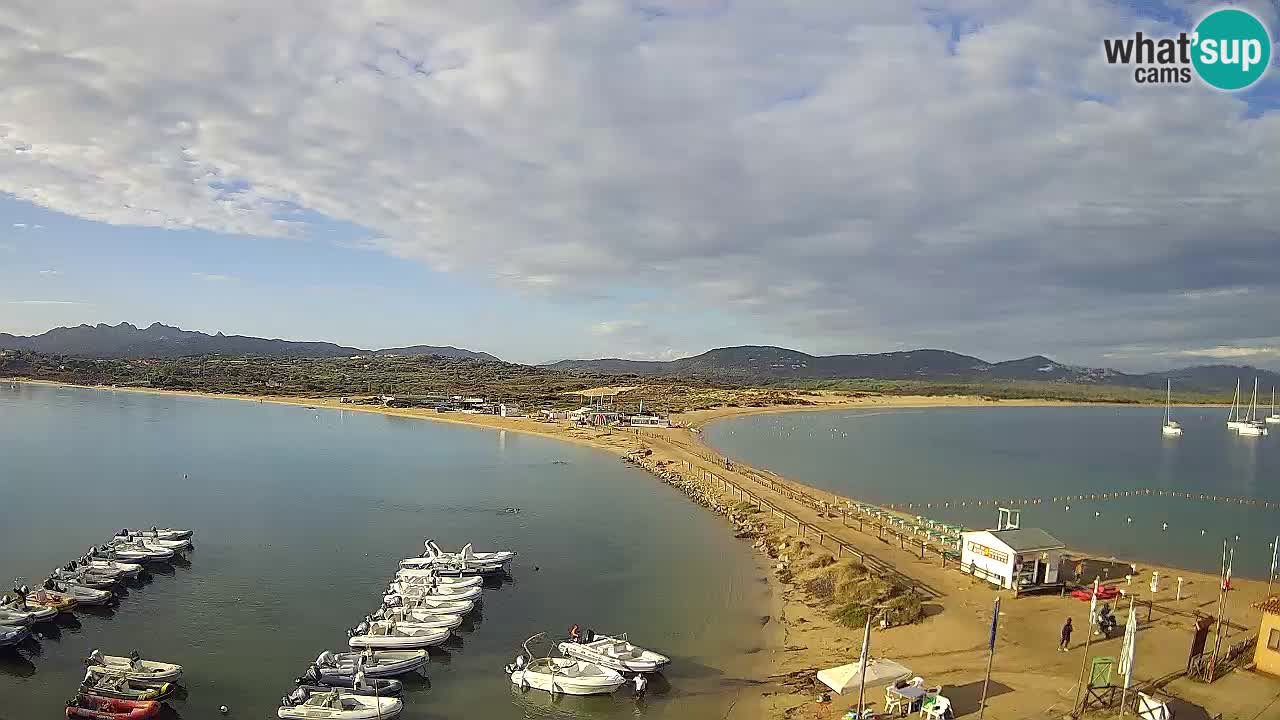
[{"x1": 8, "y1": 378, "x2": 1275, "y2": 718}]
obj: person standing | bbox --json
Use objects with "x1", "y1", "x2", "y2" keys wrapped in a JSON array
[
  {"x1": 633, "y1": 673, "x2": 648, "y2": 698},
  {"x1": 1059, "y1": 617, "x2": 1073, "y2": 652}
]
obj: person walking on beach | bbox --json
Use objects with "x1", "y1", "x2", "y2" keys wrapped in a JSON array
[{"x1": 1059, "y1": 617, "x2": 1073, "y2": 652}]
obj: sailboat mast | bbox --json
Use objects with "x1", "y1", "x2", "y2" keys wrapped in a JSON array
[
  {"x1": 1166, "y1": 379, "x2": 1172, "y2": 424},
  {"x1": 1230, "y1": 379, "x2": 1241, "y2": 422},
  {"x1": 1249, "y1": 378, "x2": 1259, "y2": 422}
]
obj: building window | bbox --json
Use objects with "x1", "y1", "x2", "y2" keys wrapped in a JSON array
[{"x1": 1269, "y1": 628, "x2": 1280, "y2": 651}]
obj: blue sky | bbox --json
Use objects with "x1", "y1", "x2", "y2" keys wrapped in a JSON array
[{"x1": 2, "y1": 0, "x2": 1279, "y2": 369}]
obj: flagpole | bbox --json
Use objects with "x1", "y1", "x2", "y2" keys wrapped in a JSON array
[
  {"x1": 978, "y1": 597, "x2": 1000, "y2": 720},
  {"x1": 1269, "y1": 535, "x2": 1278, "y2": 598},
  {"x1": 856, "y1": 612, "x2": 872, "y2": 717},
  {"x1": 1208, "y1": 540, "x2": 1232, "y2": 682},
  {"x1": 1072, "y1": 580, "x2": 1100, "y2": 715}
]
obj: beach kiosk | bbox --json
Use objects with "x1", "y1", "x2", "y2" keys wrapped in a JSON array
[{"x1": 960, "y1": 509, "x2": 1066, "y2": 590}]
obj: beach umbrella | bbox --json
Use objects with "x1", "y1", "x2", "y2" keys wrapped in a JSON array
[{"x1": 1118, "y1": 599, "x2": 1138, "y2": 717}]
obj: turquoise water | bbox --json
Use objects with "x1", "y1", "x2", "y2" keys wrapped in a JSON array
[
  {"x1": 0, "y1": 383, "x2": 766, "y2": 719},
  {"x1": 704, "y1": 406, "x2": 1280, "y2": 578}
]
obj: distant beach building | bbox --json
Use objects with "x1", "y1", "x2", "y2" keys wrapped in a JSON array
[
  {"x1": 626, "y1": 414, "x2": 670, "y2": 428},
  {"x1": 1253, "y1": 597, "x2": 1280, "y2": 678},
  {"x1": 498, "y1": 403, "x2": 522, "y2": 418},
  {"x1": 961, "y1": 510, "x2": 1065, "y2": 590}
]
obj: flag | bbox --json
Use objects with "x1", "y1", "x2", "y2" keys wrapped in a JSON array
[
  {"x1": 1271, "y1": 536, "x2": 1278, "y2": 579},
  {"x1": 1223, "y1": 547, "x2": 1234, "y2": 592},
  {"x1": 1118, "y1": 600, "x2": 1138, "y2": 689},
  {"x1": 1089, "y1": 578, "x2": 1099, "y2": 627},
  {"x1": 988, "y1": 597, "x2": 1001, "y2": 650}
]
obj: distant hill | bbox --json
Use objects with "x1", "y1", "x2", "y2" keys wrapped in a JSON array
[
  {"x1": 0, "y1": 323, "x2": 498, "y2": 361},
  {"x1": 548, "y1": 345, "x2": 1279, "y2": 394}
]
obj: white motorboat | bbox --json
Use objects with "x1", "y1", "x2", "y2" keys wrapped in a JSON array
[
  {"x1": 125, "y1": 528, "x2": 193, "y2": 541},
  {"x1": 347, "y1": 620, "x2": 450, "y2": 649},
  {"x1": 50, "y1": 568, "x2": 119, "y2": 590},
  {"x1": 116, "y1": 531, "x2": 191, "y2": 550},
  {"x1": 385, "y1": 582, "x2": 482, "y2": 602},
  {"x1": 81, "y1": 557, "x2": 143, "y2": 579},
  {"x1": 0, "y1": 624, "x2": 30, "y2": 648},
  {"x1": 44, "y1": 580, "x2": 113, "y2": 605},
  {"x1": 0, "y1": 608, "x2": 36, "y2": 627},
  {"x1": 392, "y1": 570, "x2": 483, "y2": 588},
  {"x1": 278, "y1": 690, "x2": 402, "y2": 720},
  {"x1": 511, "y1": 657, "x2": 625, "y2": 696},
  {"x1": 86, "y1": 651, "x2": 183, "y2": 682},
  {"x1": 382, "y1": 595, "x2": 475, "y2": 616},
  {"x1": 105, "y1": 540, "x2": 174, "y2": 561},
  {"x1": 368, "y1": 608, "x2": 464, "y2": 630},
  {"x1": 91, "y1": 545, "x2": 154, "y2": 563},
  {"x1": 311, "y1": 650, "x2": 427, "y2": 682},
  {"x1": 1161, "y1": 380, "x2": 1182, "y2": 437},
  {"x1": 558, "y1": 633, "x2": 671, "y2": 673},
  {"x1": 0, "y1": 598, "x2": 57, "y2": 623},
  {"x1": 426, "y1": 540, "x2": 515, "y2": 566}
]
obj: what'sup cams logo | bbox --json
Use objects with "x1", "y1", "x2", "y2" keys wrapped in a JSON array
[{"x1": 1104, "y1": 7, "x2": 1272, "y2": 90}]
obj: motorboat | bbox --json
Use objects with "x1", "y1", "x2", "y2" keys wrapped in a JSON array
[
  {"x1": 0, "y1": 607, "x2": 36, "y2": 627},
  {"x1": 294, "y1": 676, "x2": 403, "y2": 697},
  {"x1": 85, "y1": 651, "x2": 183, "y2": 682},
  {"x1": 80, "y1": 556, "x2": 143, "y2": 579},
  {"x1": 43, "y1": 579, "x2": 113, "y2": 606},
  {"x1": 123, "y1": 528, "x2": 193, "y2": 541},
  {"x1": 11, "y1": 586, "x2": 77, "y2": 613},
  {"x1": 381, "y1": 595, "x2": 474, "y2": 616},
  {"x1": 90, "y1": 545, "x2": 157, "y2": 563},
  {"x1": 557, "y1": 633, "x2": 671, "y2": 673},
  {"x1": 425, "y1": 540, "x2": 515, "y2": 566},
  {"x1": 2, "y1": 591, "x2": 62, "y2": 621},
  {"x1": 362, "y1": 610, "x2": 464, "y2": 631},
  {"x1": 384, "y1": 582, "x2": 481, "y2": 603},
  {"x1": 311, "y1": 650, "x2": 427, "y2": 682},
  {"x1": 277, "y1": 690, "x2": 402, "y2": 720},
  {"x1": 114, "y1": 531, "x2": 191, "y2": 550},
  {"x1": 511, "y1": 657, "x2": 625, "y2": 696},
  {"x1": 347, "y1": 620, "x2": 451, "y2": 649},
  {"x1": 80, "y1": 674, "x2": 175, "y2": 701},
  {"x1": 0, "y1": 623, "x2": 30, "y2": 648},
  {"x1": 392, "y1": 570, "x2": 483, "y2": 588},
  {"x1": 65, "y1": 695, "x2": 160, "y2": 720},
  {"x1": 103, "y1": 540, "x2": 174, "y2": 562},
  {"x1": 375, "y1": 604, "x2": 469, "y2": 624},
  {"x1": 51, "y1": 569, "x2": 120, "y2": 591}
]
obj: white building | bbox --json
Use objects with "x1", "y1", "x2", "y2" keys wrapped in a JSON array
[
  {"x1": 627, "y1": 414, "x2": 670, "y2": 428},
  {"x1": 960, "y1": 527, "x2": 1066, "y2": 590}
]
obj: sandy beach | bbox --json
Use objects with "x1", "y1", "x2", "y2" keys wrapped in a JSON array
[{"x1": 8, "y1": 378, "x2": 1278, "y2": 719}]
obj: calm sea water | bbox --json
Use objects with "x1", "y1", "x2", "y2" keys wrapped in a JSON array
[
  {"x1": 704, "y1": 406, "x2": 1280, "y2": 578},
  {"x1": 0, "y1": 384, "x2": 766, "y2": 720}
]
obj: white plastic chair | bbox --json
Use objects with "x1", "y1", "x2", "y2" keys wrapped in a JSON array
[
  {"x1": 922, "y1": 696, "x2": 949, "y2": 720},
  {"x1": 910, "y1": 676, "x2": 925, "y2": 688},
  {"x1": 884, "y1": 688, "x2": 906, "y2": 716}
]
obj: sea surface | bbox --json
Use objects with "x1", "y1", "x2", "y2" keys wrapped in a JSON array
[
  {"x1": 704, "y1": 405, "x2": 1280, "y2": 578},
  {"x1": 0, "y1": 383, "x2": 767, "y2": 720}
]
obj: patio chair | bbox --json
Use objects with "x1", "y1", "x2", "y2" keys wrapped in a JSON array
[
  {"x1": 909, "y1": 676, "x2": 925, "y2": 688},
  {"x1": 884, "y1": 688, "x2": 906, "y2": 716},
  {"x1": 921, "y1": 696, "x2": 950, "y2": 720}
]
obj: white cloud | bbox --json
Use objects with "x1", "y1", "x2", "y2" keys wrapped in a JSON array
[
  {"x1": 0, "y1": 1, "x2": 1278, "y2": 366},
  {"x1": 38, "y1": 269, "x2": 62, "y2": 276},
  {"x1": 6, "y1": 300, "x2": 88, "y2": 305},
  {"x1": 191, "y1": 272, "x2": 235, "y2": 282},
  {"x1": 590, "y1": 320, "x2": 646, "y2": 337},
  {"x1": 11, "y1": 223, "x2": 26, "y2": 229}
]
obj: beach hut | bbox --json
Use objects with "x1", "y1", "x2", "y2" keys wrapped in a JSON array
[
  {"x1": 1251, "y1": 596, "x2": 1280, "y2": 677},
  {"x1": 960, "y1": 527, "x2": 1066, "y2": 590}
]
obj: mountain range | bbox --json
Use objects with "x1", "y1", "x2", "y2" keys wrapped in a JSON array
[
  {"x1": 0, "y1": 323, "x2": 499, "y2": 361},
  {"x1": 547, "y1": 345, "x2": 1280, "y2": 394}
]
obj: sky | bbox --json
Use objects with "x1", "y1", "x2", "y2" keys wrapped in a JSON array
[{"x1": 1, "y1": 1, "x2": 1279, "y2": 370}]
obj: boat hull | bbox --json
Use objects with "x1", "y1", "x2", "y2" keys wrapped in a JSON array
[
  {"x1": 313, "y1": 650, "x2": 427, "y2": 681},
  {"x1": 87, "y1": 657, "x2": 183, "y2": 682},
  {"x1": 558, "y1": 639, "x2": 671, "y2": 673},
  {"x1": 348, "y1": 628, "x2": 451, "y2": 649},
  {"x1": 278, "y1": 696, "x2": 402, "y2": 720},
  {"x1": 510, "y1": 668, "x2": 625, "y2": 695}
]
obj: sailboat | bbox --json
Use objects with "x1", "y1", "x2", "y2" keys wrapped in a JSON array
[
  {"x1": 1238, "y1": 378, "x2": 1268, "y2": 437},
  {"x1": 1267, "y1": 387, "x2": 1280, "y2": 425},
  {"x1": 1161, "y1": 379, "x2": 1183, "y2": 437},
  {"x1": 1226, "y1": 379, "x2": 1246, "y2": 430}
]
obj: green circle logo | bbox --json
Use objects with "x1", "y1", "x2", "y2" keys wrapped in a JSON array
[{"x1": 1192, "y1": 8, "x2": 1271, "y2": 91}]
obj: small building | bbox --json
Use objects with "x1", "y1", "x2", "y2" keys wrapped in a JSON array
[
  {"x1": 627, "y1": 414, "x2": 670, "y2": 428},
  {"x1": 961, "y1": 522, "x2": 1066, "y2": 590},
  {"x1": 498, "y1": 403, "x2": 522, "y2": 418},
  {"x1": 1253, "y1": 597, "x2": 1280, "y2": 677}
]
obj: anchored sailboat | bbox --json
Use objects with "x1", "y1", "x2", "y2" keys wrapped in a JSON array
[
  {"x1": 1238, "y1": 378, "x2": 1269, "y2": 437},
  {"x1": 1161, "y1": 379, "x2": 1183, "y2": 437},
  {"x1": 1226, "y1": 379, "x2": 1246, "y2": 430},
  {"x1": 1267, "y1": 387, "x2": 1280, "y2": 425}
]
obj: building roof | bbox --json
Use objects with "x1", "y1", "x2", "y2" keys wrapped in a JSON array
[
  {"x1": 1255, "y1": 597, "x2": 1280, "y2": 615},
  {"x1": 988, "y1": 528, "x2": 1065, "y2": 552}
]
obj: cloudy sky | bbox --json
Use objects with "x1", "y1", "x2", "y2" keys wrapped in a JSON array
[{"x1": 1, "y1": 0, "x2": 1278, "y2": 369}]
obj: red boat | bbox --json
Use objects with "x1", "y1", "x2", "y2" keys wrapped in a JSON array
[{"x1": 66, "y1": 695, "x2": 160, "y2": 720}]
